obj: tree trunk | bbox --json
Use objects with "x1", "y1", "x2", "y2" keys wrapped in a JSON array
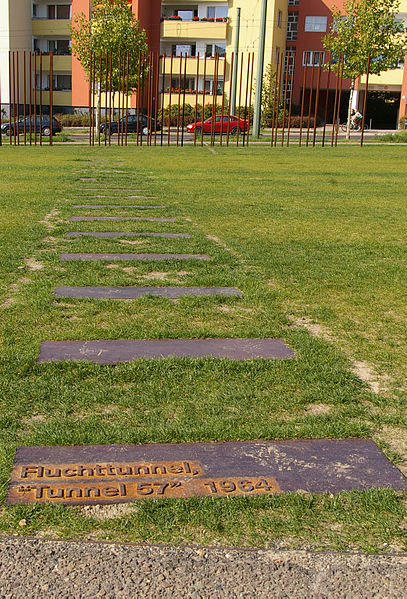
[{"x1": 346, "y1": 78, "x2": 355, "y2": 140}]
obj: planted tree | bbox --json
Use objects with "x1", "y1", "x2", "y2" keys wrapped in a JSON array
[
  {"x1": 261, "y1": 62, "x2": 285, "y2": 127},
  {"x1": 323, "y1": 0, "x2": 407, "y2": 138},
  {"x1": 71, "y1": 0, "x2": 149, "y2": 129}
]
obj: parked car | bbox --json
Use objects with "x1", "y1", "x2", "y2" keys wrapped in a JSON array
[
  {"x1": 1, "y1": 115, "x2": 62, "y2": 137},
  {"x1": 186, "y1": 115, "x2": 249, "y2": 135},
  {"x1": 100, "y1": 114, "x2": 161, "y2": 136}
]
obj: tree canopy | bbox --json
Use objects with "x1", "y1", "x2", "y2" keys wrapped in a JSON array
[
  {"x1": 323, "y1": 0, "x2": 407, "y2": 80},
  {"x1": 71, "y1": 0, "x2": 149, "y2": 91}
]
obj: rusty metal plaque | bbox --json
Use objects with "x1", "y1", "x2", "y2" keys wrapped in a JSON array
[
  {"x1": 7, "y1": 440, "x2": 407, "y2": 506},
  {"x1": 54, "y1": 287, "x2": 243, "y2": 299},
  {"x1": 65, "y1": 232, "x2": 191, "y2": 239},
  {"x1": 37, "y1": 338, "x2": 294, "y2": 364},
  {"x1": 70, "y1": 217, "x2": 176, "y2": 222},
  {"x1": 72, "y1": 205, "x2": 164, "y2": 210},
  {"x1": 60, "y1": 253, "x2": 210, "y2": 262}
]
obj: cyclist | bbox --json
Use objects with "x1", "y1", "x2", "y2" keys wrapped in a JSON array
[{"x1": 351, "y1": 109, "x2": 363, "y2": 129}]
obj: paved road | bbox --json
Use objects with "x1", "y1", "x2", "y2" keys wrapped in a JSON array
[
  {"x1": 63, "y1": 127, "x2": 397, "y2": 145},
  {"x1": 0, "y1": 537, "x2": 406, "y2": 598}
]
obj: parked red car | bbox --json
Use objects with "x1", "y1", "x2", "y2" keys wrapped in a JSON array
[{"x1": 186, "y1": 115, "x2": 249, "y2": 135}]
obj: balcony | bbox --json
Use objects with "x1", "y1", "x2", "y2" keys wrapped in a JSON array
[
  {"x1": 32, "y1": 19, "x2": 71, "y2": 36},
  {"x1": 161, "y1": 56, "x2": 223, "y2": 76},
  {"x1": 39, "y1": 55, "x2": 72, "y2": 71},
  {"x1": 37, "y1": 91, "x2": 72, "y2": 105},
  {"x1": 161, "y1": 19, "x2": 227, "y2": 40}
]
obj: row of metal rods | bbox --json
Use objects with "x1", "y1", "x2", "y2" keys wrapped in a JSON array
[
  {"x1": 270, "y1": 51, "x2": 346, "y2": 148},
  {"x1": 87, "y1": 50, "x2": 357, "y2": 148},
  {"x1": 6, "y1": 50, "x2": 54, "y2": 146},
  {"x1": 87, "y1": 51, "x2": 258, "y2": 148},
  {"x1": 5, "y1": 50, "x2": 370, "y2": 149}
]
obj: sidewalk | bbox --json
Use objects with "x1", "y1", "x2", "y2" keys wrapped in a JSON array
[{"x1": 1, "y1": 537, "x2": 406, "y2": 598}]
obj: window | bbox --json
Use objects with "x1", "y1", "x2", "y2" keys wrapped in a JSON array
[
  {"x1": 203, "y1": 79, "x2": 224, "y2": 95},
  {"x1": 177, "y1": 10, "x2": 194, "y2": 20},
  {"x1": 282, "y1": 80, "x2": 292, "y2": 104},
  {"x1": 48, "y1": 5, "x2": 71, "y2": 19},
  {"x1": 302, "y1": 51, "x2": 325, "y2": 67},
  {"x1": 286, "y1": 12, "x2": 298, "y2": 40},
  {"x1": 48, "y1": 40, "x2": 70, "y2": 55},
  {"x1": 277, "y1": 10, "x2": 282, "y2": 27},
  {"x1": 285, "y1": 47, "x2": 296, "y2": 74},
  {"x1": 288, "y1": 0, "x2": 299, "y2": 4},
  {"x1": 52, "y1": 74, "x2": 72, "y2": 90},
  {"x1": 304, "y1": 16, "x2": 327, "y2": 32},
  {"x1": 206, "y1": 44, "x2": 226, "y2": 58},
  {"x1": 207, "y1": 6, "x2": 228, "y2": 19},
  {"x1": 170, "y1": 78, "x2": 196, "y2": 91},
  {"x1": 32, "y1": 4, "x2": 38, "y2": 17},
  {"x1": 172, "y1": 44, "x2": 196, "y2": 57}
]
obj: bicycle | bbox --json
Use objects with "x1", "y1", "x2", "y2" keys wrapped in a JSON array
[{"x1": 340, "y1": 120, "x2": 368, "y2": 132}]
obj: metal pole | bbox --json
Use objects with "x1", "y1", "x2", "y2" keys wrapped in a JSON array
[
  {"x1": 194, "y1": 54, "x2": 199, "y2": 146},
  {"x1": 181, "y1": 52, "x2": 187, "y2": 147},
  {"x1": 29, "y1": 52, "x2": 32, "y2": 145},
  {"x1": 312, "y1": 58, "x2": 322, "y2": 146},
  {"x1": 360, "y1": 53, "x2": 370, "y2": 147},
  {"x1": 49, "y1": 51, "x2": 53, "y2": 146},
  {"x1": 8, "y1": 52, "x2": 12, "y2": 145},
  {"x1": 167, "y1": 54, "x2": 173, "y2": 146},
  {"x1": 230, "y1": 7, "x2": 241, "y2": 115},
  {"x1": 88, "y1": 52, "x2": 92, "y2": 146},
  {"x1": 322, "y1": 54, "x2": 332, "y2": 148},
  {"x1": 247, "y1": 52, "x2": 254, "y2": 146},
  {"x1": 286, "y1": 51, "x2": 296, "y2": 147},
  {"x1": 39, "y1": 51, "x2": 42, "y2": 146},
  {"x1": 252, "y1": 0, "x2": 268, "y2": 138},
  {"x1": 16, "y1": 52, "x2": 20, "y2": 145}
]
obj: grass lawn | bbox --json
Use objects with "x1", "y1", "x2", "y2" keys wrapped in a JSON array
[{"x1": 0, "y1": 145, "x2": 406, "y2": 552}]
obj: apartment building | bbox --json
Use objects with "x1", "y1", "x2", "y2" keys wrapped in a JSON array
[
  {"x1": 0, "y1": 0, "x2": 406, "y2": 126},
  {"x1": 287, "y1": 0, "x2": 407, "y2": 127}
]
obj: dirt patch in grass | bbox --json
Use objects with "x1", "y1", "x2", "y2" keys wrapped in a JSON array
[
  {"x1": 81, "y1": 503, "x2": 137, "y2": 520},
  {"x1": 289, "y1": 315, "x2": 333, "y2": 342},
  {"x1": 352, "y1": 361, "x2": 391, "y2": 395},
  {"x1": 305, "y1": 403, "x2": 332, "y2": 416},
  {"x1": 140, "y1": 271, "x2": 192, "y2": 281},
  {"x1": 119, "y1": 240, "x2": 146, "y2": 246},
  {"x1": 206, "y1": 234, "x2": 243, "y2": 261},
  {"x1": 375, "y1": 427, "x2": 407, "y2": 475},
  {"x1": 2, "y1": 277, "x2": 32, "y2": 308},
  {"x1": 288, "y1": 314, "x2": 391, "y2": 395},
  {"x1": 40, "y1": 209, "x2": 62, "y2": 231},
  {"x1": 106, "y1": 264, "x2": 120, "y2": 269},
  {"x1": 25, "y1": 258, "x2": 44, "y2": 271}
]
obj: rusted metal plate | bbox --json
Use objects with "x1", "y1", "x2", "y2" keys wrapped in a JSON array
[
  {"x1": 60, "y1": 253, "x2": 210, "y2": 262},
  {"x1": 7, "y1": 439, "x2": 407, "y2": 506},
  {"x1": 80, "y1": 188, "x2": 143, "y2": 192},
  {"x1": 72, "y1": 205, "x2": 164, "y2": 210},
  {"x1": 70, "y1": 217, "x2": 176, "y2": 222},
  {"x1": 65, "y1": 232, "x2": 191, "y2": 239},
  {"x1": 37, "y1": 338, "x2": 294, "y2": 364},
  {"x1": 86, "y1": 196, "x2": 156, "y2": 200},
  {"x1": 54, "y1": 286, "x2": 243, "y2": 299}
]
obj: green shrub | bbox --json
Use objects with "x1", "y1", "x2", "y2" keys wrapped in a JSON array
[
  {"x1": 60, "y1": 114, "x2": 90, "y2": 127},
  {"x1": 374, "y1": 130, "x2": 407, "y2": 142}
]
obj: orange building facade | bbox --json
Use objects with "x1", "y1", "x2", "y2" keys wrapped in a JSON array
[{"x1": 71, "y1": 0, "x2": 161, "y2": 107}]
